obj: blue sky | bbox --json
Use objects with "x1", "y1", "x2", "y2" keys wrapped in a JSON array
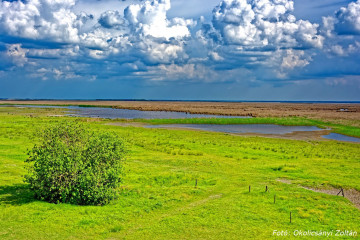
[{"x1": 0, "y1": 0, "x2": 359, "y2": 101}]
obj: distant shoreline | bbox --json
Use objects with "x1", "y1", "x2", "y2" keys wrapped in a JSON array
[
  {"x1": 0, "y1": 99, "x2": 359, "y2": 104},
  {"x1": 1, "y1": 100, "x2": 359, "y2": 123}
]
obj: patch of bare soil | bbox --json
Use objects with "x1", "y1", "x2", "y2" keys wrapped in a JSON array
[
  {"x1": 303, "y1": 187, "x2": 360, "y2": 210},
  {"x1": 277, "y1": 178, "x2": 292, "y2": 184},
  {"x1": 232, "y1": 129, "x2": 332, "y2": 141},
  {"x1": 277, "y1": 179, "x2": 360, "y2": 210}
]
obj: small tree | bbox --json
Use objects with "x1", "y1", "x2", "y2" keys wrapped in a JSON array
[{"x1": 25, "y1": 122, "x2": 126, "y2": 205}]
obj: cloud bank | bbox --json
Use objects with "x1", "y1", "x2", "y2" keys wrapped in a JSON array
[{"x1": 0, "y1": 0, "x2": 359, "y2": 91}]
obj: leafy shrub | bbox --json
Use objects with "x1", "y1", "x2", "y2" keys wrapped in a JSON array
[{"x1": 25, "y1": 122, "x2": 126, "y2": 205}]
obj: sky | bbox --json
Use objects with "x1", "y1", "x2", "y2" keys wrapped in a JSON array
[{"x1": 0, "y1": 0, "x2": 360, "y2": 101}]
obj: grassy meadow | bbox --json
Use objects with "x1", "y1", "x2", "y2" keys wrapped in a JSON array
[{"x1": 0, "y1": 107, "x2": 359, "y2": 239}]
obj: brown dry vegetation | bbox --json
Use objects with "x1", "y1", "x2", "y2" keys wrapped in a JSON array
[{"x1": 1, "y1": 100, "x2": 359, "y2": 123}]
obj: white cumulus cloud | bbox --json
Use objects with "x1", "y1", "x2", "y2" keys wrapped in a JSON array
[
  {"x1": 124, "y1": 0, "x2": 192, "y2": 40},
  {"x1": 6, "y1": 44, "x2": 29, "y2": 67},
  {"x1": 0, "y1": 0, "x2": 87, "y2": 43},
  {"x1": 335, "y1": 0, "x2": 360, "y2": 35},
  {"x1": 320, "y1": 1, "x2": 360, "y2": 57},
  {"x1": 210, "y1": 0, "x2": 324, "y2": 49},
  {"x1": 98, "y1": 10, "x2": 125, "y2": 29}
]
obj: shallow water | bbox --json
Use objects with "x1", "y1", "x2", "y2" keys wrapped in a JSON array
[
  {"x1": 66, "y1": 107, "x2": 249, "y2": 119},
  {"x1": 322, "y1": 133, "x2": 360, "y2": 143},
  {"x1": 4, "y1": 105, "x2": 359, "y2": 143},
  {"x1": 2, "y1": 105, "x2": 248, "y2": 119},
  {"x1": 146, "y1": 124, "x2": 324, "y2": 135}
]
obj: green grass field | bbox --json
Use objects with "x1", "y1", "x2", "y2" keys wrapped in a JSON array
[{"x1": 0, "y1": 107, "x2": 359, "y2": 239}]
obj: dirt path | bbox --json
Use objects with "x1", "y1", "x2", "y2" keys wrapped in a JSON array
[
  {"x1": 303, "y1": 187, "x2": 360, "y2": 210},
  {"x1": 277, "y1": 179, "x2": 360, "y2": 210}
]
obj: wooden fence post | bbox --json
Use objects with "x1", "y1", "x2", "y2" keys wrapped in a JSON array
[{"x1": 337, "y1": 188, "x2": 345, "y2": 197}]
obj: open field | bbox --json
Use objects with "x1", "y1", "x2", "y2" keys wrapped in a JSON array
[
  {"x1": 1, "y1": 100, "x2": 360, "y2": 124},
  {"x1": 0, "y1": 106, "x2": 359, "y2": 239}
]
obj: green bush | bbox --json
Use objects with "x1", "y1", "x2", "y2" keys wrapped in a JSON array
[{"x1": 25, "y1": 122, "x2": 126, "y2": 205}]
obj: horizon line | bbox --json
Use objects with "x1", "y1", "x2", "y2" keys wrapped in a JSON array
[{"x1": 1, "y1": 98, "x2": 360, "y2": 104}]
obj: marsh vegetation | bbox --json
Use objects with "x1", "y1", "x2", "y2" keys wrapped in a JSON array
[{"x1": 1, "y1": 100, "x2": 359, "y2": 123}]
